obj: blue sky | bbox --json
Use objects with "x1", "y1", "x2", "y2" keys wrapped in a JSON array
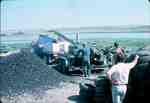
[{"x1": 1, "y1": 0, "x2": 150, "y2": 32}]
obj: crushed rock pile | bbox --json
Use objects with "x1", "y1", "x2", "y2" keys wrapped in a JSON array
[{"x1": 0, "y1": 48, "x2": 70, "y2": 96}]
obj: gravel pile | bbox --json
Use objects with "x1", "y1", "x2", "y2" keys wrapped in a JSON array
[{"x1": 0, "y1": 48, "x2": 69, "y2": 96}]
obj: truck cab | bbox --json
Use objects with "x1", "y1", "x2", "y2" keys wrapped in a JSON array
[{"x1": 32, "y1": 31, "x2": 72, "y2": 64}]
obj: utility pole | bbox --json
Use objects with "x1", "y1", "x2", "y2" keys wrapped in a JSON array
[{"x1": 76, "y1": 32, "x2": 79, "y2": 43}]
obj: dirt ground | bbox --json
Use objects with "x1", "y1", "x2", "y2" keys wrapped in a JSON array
[
  {"x1": 1, "y1": 75, "x2": 97, "y2": 103},
  {"x1": 1, "y1": 82, "x2": 77, "y2": 103},
  {"x1": 0, "y1": 49, "x2": 100, "y2": 103}
]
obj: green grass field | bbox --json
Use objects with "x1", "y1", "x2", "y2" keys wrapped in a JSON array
[
  {"x1": 1, "y1": 38, "x2": 150, "y2": 53},
  {"x1": 81, "y1": 38, "x2": 150, "y2": 49}
]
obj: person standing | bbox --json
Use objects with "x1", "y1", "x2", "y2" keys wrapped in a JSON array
[
  {"x1": 107, "y1": 55, "x2": 139, "y2": 103},
  {"x1": 113, "y1": 42, "x2": 126, "y2": 65},
  {"x1": 82, "y1": 43, "x2": 92, "y2": 77}
]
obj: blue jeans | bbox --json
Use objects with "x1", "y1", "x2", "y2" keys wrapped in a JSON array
[
  {"x1": 112, "y1": 85, "x2": 127, "y2": 103},
  {"x1": 83, "y1": 61, "x2": 91, "y2": 77}
]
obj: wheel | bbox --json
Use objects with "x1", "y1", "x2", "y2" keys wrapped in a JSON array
[
  {"x1": 79, "y1": 80, "x2": 96, "y2": 101},
  {"x1": 56, "y1": 57, "x2": 69, "y2": 73},
  {"x1": 95, "y1": 75, "x2": 112, "y2": 103}
]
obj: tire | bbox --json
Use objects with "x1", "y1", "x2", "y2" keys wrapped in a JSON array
[
  {"x1": 95, "y1": 75, "x2": 112, "y2": 103},
  {"x1": 79, "y1": 83, "x2": 95, "y2": 93},
  {"x1": 79, "y1": 80, "x2": 96, "y2": 101},
  {"x1": 123, "y1": 63, "x2": 149, "y2": 103},
  {"x1": 139, "y1": 56, "x2": 150, "y2": 64},
  {"x1": 56, "y1": 57, "x2": 69, "y2": 73},
  {"x1": 136, "y1": 50, "x2": 150, "y2": 56}
]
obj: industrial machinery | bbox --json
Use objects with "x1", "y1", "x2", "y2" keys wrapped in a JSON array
[{"x1": 32, "y1": 31, "x2": 113, "y2": 73}]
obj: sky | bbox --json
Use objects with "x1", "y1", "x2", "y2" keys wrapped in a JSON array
[{"x1": 1, "y1": 0, "x2": 150, "y2": 32}]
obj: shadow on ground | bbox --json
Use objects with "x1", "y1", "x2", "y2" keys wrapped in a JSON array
[{"x1": 68, "y1": 95, "x2": 93, "y2": 103}]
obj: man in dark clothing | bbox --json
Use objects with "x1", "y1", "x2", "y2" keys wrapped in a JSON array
[
  {"x1": 123, "y1": 55, "x2": 150, "y2": 103},
  {"x1": 82, "y1": 43, "x2": 92, "y2": 77}
]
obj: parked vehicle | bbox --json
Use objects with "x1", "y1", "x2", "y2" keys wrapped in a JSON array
[{"x1": 32, "y1": 31, "x2": 112, "y2": 73}]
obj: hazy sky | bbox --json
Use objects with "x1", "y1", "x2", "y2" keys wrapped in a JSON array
[{"x1": 1, "y1": 0, "x2": 150, "y2": 32}]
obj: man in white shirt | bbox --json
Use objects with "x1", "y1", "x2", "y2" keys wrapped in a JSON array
[{"x1": 107, "y1": 55, "x2": 139, "y2": 103}]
